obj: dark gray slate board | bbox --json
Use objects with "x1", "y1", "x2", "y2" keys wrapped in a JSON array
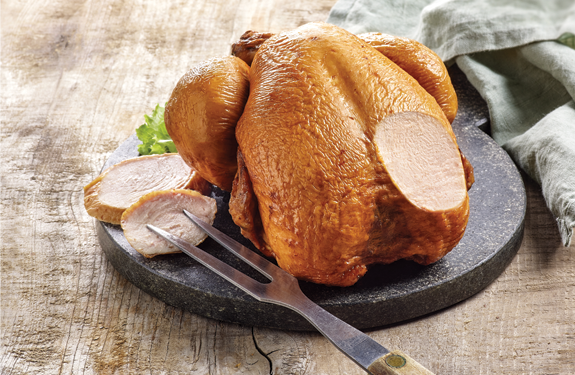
[{"x1": 96, "y1": 65, "x2": 526, "y2": 331}]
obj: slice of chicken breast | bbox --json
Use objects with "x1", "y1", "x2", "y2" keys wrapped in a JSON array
[
  {"x1": 84, "y1": 154, "x2": 210, "y2": 224},
  {"x1": 121, "y1": 189, "x2": 217, "y2": 258}
]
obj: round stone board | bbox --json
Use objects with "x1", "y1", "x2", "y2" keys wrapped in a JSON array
[{"x1": 96, "y1": 65, "x2": 526, "y2": 331}]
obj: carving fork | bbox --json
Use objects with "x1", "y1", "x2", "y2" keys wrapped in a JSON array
[{"x1": 147, "y1": 210, "x2": 435, "y2": 375}]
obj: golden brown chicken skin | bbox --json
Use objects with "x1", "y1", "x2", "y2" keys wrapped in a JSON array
[
  {"x1": 230, "y1": 27, "x2": 474, "y2": 191},
  {"x1": 167, "y1": 22, "x2": 471, "y2": 286},
  {"x1": 231, "y1": 30, "x2": 275, "y2": 67},
  {"x1": 230, "y1": 22, "x2": 469, "y2": 286},
  {"x1": 165, "y1": 56, "x2": 250, "y2": 191},
  {"x1": 358, "y1": 32, "x2": 458, "y2": 124},
  {"x1": 232, "y1": 29, "x2": 458, "y2": 123}
]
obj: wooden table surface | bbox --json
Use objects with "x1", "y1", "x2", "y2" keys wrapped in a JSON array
[{"x1": 2, "y1": 0, "x2": 575, "y2": 374}]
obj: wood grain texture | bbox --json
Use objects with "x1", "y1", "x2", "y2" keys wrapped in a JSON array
[{"x1": 1, "y1": 0, "x2": 574, "y2": 374}]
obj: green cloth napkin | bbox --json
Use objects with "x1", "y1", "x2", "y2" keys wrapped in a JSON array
[{"x1": 328, "y1": 0, "x2": 575, "y2": 246}]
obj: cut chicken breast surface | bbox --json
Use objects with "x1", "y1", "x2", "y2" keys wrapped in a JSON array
[
  {"x1": 121, "y1": 189, "x2": 217, "y2": 258},
  {"x1": 84, "y1": 154, "x2": 210, "y2": 224}
]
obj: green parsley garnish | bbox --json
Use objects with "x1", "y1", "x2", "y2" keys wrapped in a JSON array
[{"x1": 136, "y1": 104, "x2": 177, "y2": 155}]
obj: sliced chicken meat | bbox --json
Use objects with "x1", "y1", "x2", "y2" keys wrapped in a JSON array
[
  {"x1": 84, "y1": 153, "x2": 210, "y2": 224},
  {"x1": 370, "y1": 111, "x2": 469, "y2": 264},
  {"x1": 121, "y1": 189, "x2": 217, "y2": 258}
]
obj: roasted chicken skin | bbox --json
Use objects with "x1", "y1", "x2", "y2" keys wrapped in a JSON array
[
  {"x1": 228, "y1": 149, "x2": 272, "y2": 257},
  {"x1": 232, "y1": 29, "x2": 458, "y2": 124},
  {"x1": 230, "y1": 22, "x2": 469, "y2": 286},
  {"x1": 169, "y1": 22, "x2": 472, "y2": 286},
  {"x1": 165, "y1": 56, "x2": 250, "y2": 191},
  {"x1": 231, "y1": 29, "x2": 474, "y2": 187},
  {"x1": 231, "y1": 31, "x2": 275, "y2": 67}
]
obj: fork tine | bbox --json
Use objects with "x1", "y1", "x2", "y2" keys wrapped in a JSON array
[
  {"x1": 146, "y1": 224, "x2": 269, "y2": 300},
  {"x1": 183, "y1": 209, "x2": 293, "y2": 282}
]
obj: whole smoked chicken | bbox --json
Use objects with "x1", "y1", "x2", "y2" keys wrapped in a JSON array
[{"x1": 166, "y1": 22, "x2": 473, "y2": 287}]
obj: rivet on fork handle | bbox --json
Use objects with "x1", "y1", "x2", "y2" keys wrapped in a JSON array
[{"x1": 368, "y1": 350, "x2": 434, "y2": 375}]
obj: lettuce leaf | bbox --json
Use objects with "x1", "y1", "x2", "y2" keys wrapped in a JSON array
[{"x1": 136, "y1": 104, "x2": 177, "y2": 155}]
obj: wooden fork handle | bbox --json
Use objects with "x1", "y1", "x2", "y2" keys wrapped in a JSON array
[{"x1": 367, "y1": 350, "x2": 435, "y2": 375}]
